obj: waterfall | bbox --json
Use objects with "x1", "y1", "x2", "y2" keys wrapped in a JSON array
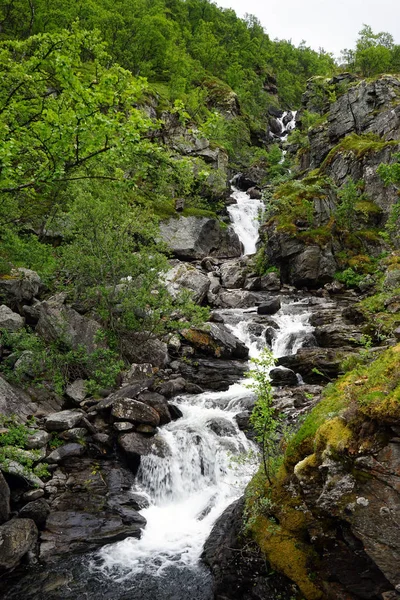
[
  {"x1": 95, "y1": 173, "x2": 313, "y2": 594},
  {"x1": 227, "y1": 187, "x2": 263, "y2": 255}
]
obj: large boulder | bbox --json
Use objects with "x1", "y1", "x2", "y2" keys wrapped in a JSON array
[
  {"x1": 270, "y1": 367, "x2": 298, "y2": 386},
  {"x1": 0, "y1": 305, "x2": 24, "y2": 331},
  {"x1": 111, "y1": 398, "x2": 160, "y2": 426},
  {"x1": 220, "y1": 261, "x2": 247, "y2": 289},
  {"x1": 217, "y1": 290, "x2": 259, "y2": 309},
  {"x1": 137, "y1": 391, "x2": 171, "y2": 425},
  {"x1": 0, "y1": 268, "x2": 41, "y2": 307},
  {"x1": 177, "y1": 358, "x2": 247, "y2": 391},
  {"x1": 181, "y1": 323, "x2": 248, "y2": 360},
  {"x1": 45, "y1": 410, "x2": 83, "y2": 432},
  {"x1": 120, "y1": 334, "x2": 168, "y2": 367},
  {"x1": 0, "y1": 375, "x2": 37, "y2": 420},
  {"x1": 165, "y1": 262, "x2": 210, "y2": 304},
  {"x1": 36, "y1": 300, "x2": 103, "y2": 354},
  {"x1": 159, "y1": 216, "x2": 241, "y2": 260},
  {"x1": 46, "y1": 443, "x2": 86, "y2": 464},
  {"x1": 40, "y1": 510, "x2": 145, "y2": 559},
  {"x1": 118, "y1": 432, "x2": 169, "y2": 473},
  {"x1": 0, "y1": 518, "x2": 38, "y2": 571},
  {"x1": 18, "y1": 499, "x2": 50, "y2": 529},
  {"x1": 257, "y1": 298, "x2": 281, "y2": 315},
  {"x1": 289, "y1": 245, "x2": 336, "y2": 288}
]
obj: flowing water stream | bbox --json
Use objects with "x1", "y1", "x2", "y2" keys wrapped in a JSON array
[{"x1": 93, "y1": 185, "x2": 314, "y2": 596}]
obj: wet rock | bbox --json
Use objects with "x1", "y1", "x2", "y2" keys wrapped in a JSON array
[
  {"x1": 270, "y1": 367, "x2": 298, "y2": 386},
  {"x1": 0, "y1": 268, "x2": 41, "y2": 307},
  {"x1": 19, "y1": 499, "x2": 50, "y2": 529},
  {"x1": 178, "y1": 358, "x2": 247, "y2": 391},
  {"x1": 95, "y1": 380, "x2": 152, "y2": 411},
  {"x1": 0, "y1": 518, "x2": 38, "y2": 571},
  {"x1": 165, "y1": 262, "x2": 210, "y2": 304},
  {"x1": 137, "y1": 391, "x2": 171, "y2": 425},
  {"x1": 313, "y1": 321, "x2": 363, "y2": 347},
  {"x1": 22, "y1": 489, "x2": 44, "y2": 502},
  {"x1": 46, "y1": 443, "x2": 86, "y2": 464},
  {"x1": 168, "y1": 404, "x2": 183, "y2": 420},
  {"x1": 111, "y1": 398, "x2": 160, "y2": 427},
  {"x1": 45, "y1": 410, "x2": 83, "y2": 432},
  {"x1": 230, "y1": 173, "x2": 257, "y2": 191},
  {"x1": 0, "y1": 305, "x2": 24, "y2": 332},
  {"x1": 244, "y1": 276, "x2": 261, "y2": 291},
  {"x1": 206, "y1": 417, "x2": 237, "y2": 437},
  {"x1": 65, "y1": 380, "x2": 87, "y2": 404},
  {"x1": 0, "y1": 471, "x2": 10, "y2": 524},
  {"x1": 278, "y1": 348, "x2": 355, "y2": 383},
  {"x1": 203, "y1": 498, "x2": 294, "y2": 600},
  {"x1": 154, "y1": 377, "x2": 186, "y2": 397},
  {"x1": 258, "y1": 298, "x2": 281, "y2": 315},
  {"x1": 181, "y1": 323, "x2": 249, "y2": 360},
  {"x1": 40, "y1": 511, "x2": 144, "y2": 559},
  {"x1": 107, "y1": 492, "x2": 149, "y2": 512},
  {"x1": 159, "y1": 216, "x2": 241, "y2": 260},
  {"x1": 290, "y1": 245, "x2": 336, "y2": 287},
  {"x1": 36, "y1": 301, "x2": 103, "y2": 354},
  {"x1": 118, "y1": 432, "x2": 169, "y2": 473},
  {"x1": 235, "y1": 411, "x2": 251, "y2": 432}
]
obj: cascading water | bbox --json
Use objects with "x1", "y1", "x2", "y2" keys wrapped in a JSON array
[
  {"x1": 226, "y1": 187, "x2": 263, "y2": 255},
  {"x1": 94, "y1": 159, "x2": 314, "y2": 598}
]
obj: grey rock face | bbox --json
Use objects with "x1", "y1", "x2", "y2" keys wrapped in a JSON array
[
  {"x1": 0, "y1": 518, "x2": 38, "y2": 571},
  {"x1": 260, "y1": 272, "x2": 281, "y2": 291},
  {"x1": 120, "y1": 334, "x2": 168, "y2": 367},
  {"x1": 65, "y1": 380, "x2": 87, "y2": 404},
  {"x1": 0, "y1": 375, "x2": 37, "y2": 420},
  {"x1": 220, "y1": 260, "x2": 247, "y2": 289},
  {"x1": 0, "y1": 305, "x2": 24, "y2": 331},
  {"x1": 178, "y1": 358, "x2": 247, "y2": 391},
  {"x1": 0, "y1": 268, "x2": 41, "y2": 306},
  {"x1": 36, "y1": 301, "x2": 103, "y2": 354},
  {"x1": 217, "y1": 290, "x2": 259, "y2": 309},
  {"x1": 165, "y1": 262, "x2": 210, "y2": 304},
  {"x1": 111, "y1": 398, "x2": 160, "y2": 426},
  {"x1": 137, "y1": 391, "x2": 171, "y2": 425},
  {"x1": 45, "y1": 410, "x2": 83, "y2": 432},
  {"x1": 206, "y1": 417, "x2": 237, "y2": 437},
  {"x1": 26, "y1": 430, "x2": 51, "y2": 449},
  {"x1": 290, "y1": 245, "x2": 336, "y2": 288},
  {"x1": 0, "y1": 472, "x2": 10, "y2": 524},
  {"x1": 159, "y1": 216, "x2": 241, "y2": 260}
]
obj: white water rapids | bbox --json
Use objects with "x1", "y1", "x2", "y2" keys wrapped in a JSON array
[
  {"x1": 227, "y1": 187, "x2": 263, "y2": 255},
  {"x1": 97, "y1": 167, "x2": 313, "y2": 585}
]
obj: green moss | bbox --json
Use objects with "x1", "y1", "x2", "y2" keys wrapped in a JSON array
[{"x1": 321, "y1": 133, "x2": 399, "y2": 170}]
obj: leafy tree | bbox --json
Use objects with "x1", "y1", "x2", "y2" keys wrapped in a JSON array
[
  {"x1": 341, "y1": 24, "x2": 396, "y2": 77},
  {"x1": 246, "y1": 349, "x2": 281, "y2": 484},
  {"x1": 60, "y1": 188, "x2": 208, "y2": 344}
]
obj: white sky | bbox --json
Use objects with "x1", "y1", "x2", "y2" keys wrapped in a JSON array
[{"x1": 215, "y1": 0, "x2": 400, "y2": 58}]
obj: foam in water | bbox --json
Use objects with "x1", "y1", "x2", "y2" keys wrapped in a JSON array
[
  {"x1": 227, "y1": 187, "x2": 263, "y2": 255},
  {"x1": 97, "y1": 397, "x2": 256, "y2": 578}
]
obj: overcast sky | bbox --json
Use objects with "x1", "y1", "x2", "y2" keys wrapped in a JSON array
[{"x1": 215, "y1": 0, "x2": 400, "y2": 57}]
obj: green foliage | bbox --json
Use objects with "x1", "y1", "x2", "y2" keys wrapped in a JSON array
[
  {"x1": 0, "y1": 414, "x2": 34, "y2": 447},
  {"x1": 60, "y1": 191, "x2": 207, "y2": 341},
  {"x1": 0, "y1": 414, "x2": 50, "y2": 480},
  {"x1": 0, "y1": 327, "x2": 124, "y2": 395},
  {"x1": 334, "y1": 268, "x2": 364, "y2": 288},
  {"x1": 341, "y1": 25, "x2": 399, "y2": 77},
  {"x1": 246, "y1": 349, "x2": 281, "y2": 484}
]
